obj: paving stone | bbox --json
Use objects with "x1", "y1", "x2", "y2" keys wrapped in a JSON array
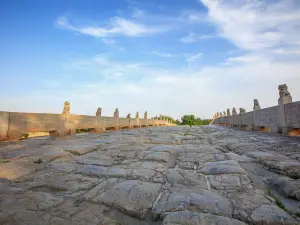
[
  {"x1": 207, "y1": 174, "x2": 253, "y2": 191},
  {"x1": 165, "y1": 169, "x2": 209, "y2": 188},
  {"x1": 65, "y1": 144, "x2": 99, "y2": 155},
  {"x1": 250, "y1": 205, "x2": 297, "y2": 224},
  {"x1": 150, "y1": 145, "x2": 185, "y2": 153},
  {"x1": 200, "y1": 160, "x2": 246, "y2": 175},
  {"x1": 269, "y1": 176, "x2": 300, "y2": 200},
  {"x1": 129, "y1": 168, "x2": 156, "y2": 180},
  {"x1": 75, "y1": 164, "x2": 108, "y2": 178},
  {"x1": 162, "y1": 211, "x2": 247, "y2": 225},
  {"x1": 101, "y1": 180, "x2": 162, "y2": 219},
  {"x1": 152, "y1": 189, "x2": 232, "y2": 218}
]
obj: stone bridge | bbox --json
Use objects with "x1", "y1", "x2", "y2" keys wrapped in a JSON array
[
  {"x1": 211, "y1": 84, "x2": 300, "y2": 136},
  {"x1": 0, "y1": 102, "x2": 175, "y2": 141}
]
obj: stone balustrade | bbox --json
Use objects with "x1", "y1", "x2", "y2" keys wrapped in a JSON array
[
  {"x1": 211, "y1": 84, "x2": 300, "y2": 135},
  {"x1": 0, "y1": 102, "x2": 175, "y2": 141}
]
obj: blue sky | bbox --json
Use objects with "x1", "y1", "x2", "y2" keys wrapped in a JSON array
[{"x1": 1, "y1": 0, "x2": 300, "y2": 119}]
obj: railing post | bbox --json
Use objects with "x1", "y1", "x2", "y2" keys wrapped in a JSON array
[
  {"x1": 253, "y1": 99, "x2": 261, "y2": 131},
  {"x1": 61, "y1": 101, "x2": 75, "y2": 135},
  {"x1": 144, "y1": 111, "x2": 148, "y2": 127},
  {"x1": 0, "y1": 111, "x2": 9, "y2": 141},
  {"x1": 114, "y1": 108, "x2": 119, "y2": 130},
  {"x1": 136, "y1": 112, "x2": 140, "y2": 128},
  {"x1": 277, "y1": 84, "x2": 292, "y2": 135},
  {"x1": 127, "y1": 113, "x2": 131, "y2": 128},
  {"x1": 239, "y1": 108, "x2": 245, "y2": 129}
]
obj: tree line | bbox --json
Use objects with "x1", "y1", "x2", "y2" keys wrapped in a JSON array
[{"x1": 151, "y1": 114, "x2": 212, "y2": 126}]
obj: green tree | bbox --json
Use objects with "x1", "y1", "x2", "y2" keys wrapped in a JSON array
[{"x1": 181, "y1": 115, "x2": 204, "y2": 126}]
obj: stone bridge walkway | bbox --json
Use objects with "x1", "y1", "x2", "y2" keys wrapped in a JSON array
[{"x1": 0, "y1": 126, "x2": 300, "y2": 224}]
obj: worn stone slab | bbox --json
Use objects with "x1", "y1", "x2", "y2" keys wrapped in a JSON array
[
  {"x1": 165, "y1": 169, "x2": 209, "y2": 188},
  {"x1": 162, "y1": 211, "x2": 247, "y2": 225},
  {"x1": 75, "y1": 165, "x2": 108, "y2": 178},
  {"x1": 200, "y1": 160, "x2": 246, "y2": 175},
  {"x1": 207, "y1": 174, "x2": 253, "y2": 191},
  {"x1": 150, "y1": 145, "x2": 185, "y2": 153},
  {"x1": 250, "y1": 205, "x2": 297, "y2": 224},
  {"x1": 65, "y1": 144, "x2": 99, "y2": 155},
  {"x1": 101, "y1": 180, "x2": 162, "y2": 219},
  {"x1": 269, "y1": 176, "x2": 300, "y2": 200},
  {"x1": 0, "y1": 160, "x2": 42, "y2": 180},
  {"x1": 152, "y1": 189, "x2": 232, "y2": 218}
]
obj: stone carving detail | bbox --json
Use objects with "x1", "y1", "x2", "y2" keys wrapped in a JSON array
[
  {"x1": 278, "y1": 84, "x2": 291, "y2": 98},
  {"x1": 114, "y1": 108, "x2": 119, "y2": 118},
  {"x1": 96, "y1": 107, "x2": 102, "y2": 116},
  {"x1": 136, "y1": 112, "x2": 139, "y2": 119},
  {"x1": 232, "y1": 108, "x2": 237, "y2": 115},
  {"x1": 62, "y1": 101, "x2": 70, "y2": 115},
  {"x1": 144, "y1": 111, "x2": 147, "y2": 120},
  {"x1": 239, "y1": 108, "x2": 246, "y2": 114},
  {"x1": 126, "y1": 113, "x2": 131, "y2": 119},
  {"x1": 253, "y1": 99, "x2": 261, "y2": 110},
  {"x1": 227, "y1": 109, "x2": 231, "y2": 116}
]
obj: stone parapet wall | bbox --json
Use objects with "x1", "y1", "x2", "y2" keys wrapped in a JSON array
[
  {"x1": 0, "y1": 103, "x2": 175, "y2": 141},
  {"x1": 211, "y1": 84, "x2": 299, "y2": 135},
  {"x1": 285, "y1": 101, "x2": 300, "y2": 128}
]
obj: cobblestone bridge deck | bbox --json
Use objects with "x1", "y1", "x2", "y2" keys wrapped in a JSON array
[{"x1": 0, "y1": 126, "x2": 300, "y2": 224}]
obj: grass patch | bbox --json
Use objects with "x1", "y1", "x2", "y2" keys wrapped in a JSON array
[
  {"x1": 20, "y1": 133, "x2": 29, "y2": 140},
  {"x1": 76, "y1": 128, "x2": 89, "y2": 133},
  {"x1": 0, "y1": 159, "x2": 10, "y2": 164},
  {"x1": 266, "y1": 188, "x2": 286, "y2": 211},
  {"x1": 33, "y1": 158, "x2": 43, "y2": 164},
  {"x1": 183, "y1": 131, "x2": 192, "y2": 136},
  {"x1": 287, "y1": 173, "x2": 300, "y2": 179},
  {"x1": 275, "y1": 198, "x2": 286, "y2": 211}
]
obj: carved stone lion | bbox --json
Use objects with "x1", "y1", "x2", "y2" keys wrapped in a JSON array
[
  {"x1": 96, "y1": 107, "x2": 102, "y2": 116},
  {"x1": 114, "y1": 108, "x2": 119, "y2": 118},
  {"x1": 278, "y1": 84, "x2": 291, "y2": 98},
  {"x1": 239, "y1": 108, "x2": 246, "y2": 114},
  {"x1": 227, "y1": 109, "x2": 231, "y2": 116},
  {"x1": 62, "y1": 101, "x2": 70, "y2": 115},
  {"x1": 232, "y1": 108, "x2": 237, "y2": 115}
]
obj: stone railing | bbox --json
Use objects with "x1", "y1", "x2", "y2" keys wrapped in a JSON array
[
  {"x1": 211, "y1": 84, "x2": 300, "y2": 135},
  {"x1": 0, "y1": 102, "x2": 175, "y2": 141}
]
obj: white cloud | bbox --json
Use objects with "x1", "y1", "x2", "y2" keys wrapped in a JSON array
[
  {"x1": 101, "y1": 38, "x2": 116, "y2": 44},
  {"x1": 150, "y1": 51, "x2": 177, "y2": 58},
  {"x1": 180, "y1": 32, "x2": 216, "y2": 43},
  {"x1": 224, "y1": 53, "x2": 272, "y2": 65},
  {"x1": 56, "y1": 16, "x2": 166, "y2": 38},
  {"x1": 186, "y1": 52, "x2": 203, "y2": 65},
  {"x1": 200, "y1": 0, "x2": 300, "y2": 51},
  {"x1": 180, "y1": 33, "x2": 197, "y2": 43}
]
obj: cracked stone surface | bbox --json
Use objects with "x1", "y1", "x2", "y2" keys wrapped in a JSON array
[{"x1": 0, "y1": 126, "x2": 300, "y2": 224}]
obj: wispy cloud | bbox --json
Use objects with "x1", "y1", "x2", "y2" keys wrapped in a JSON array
[
  {"x1": 186, "y1": 52, "x2": 203, "y2": 65},
  {"x1": 180, "y1": 32, "x2": 216, "y2": 43},
  {"x1": 150, "y1": 51, "x2": 177, "y2": 58},
  {"x1": 200, "y1": 0, "x2": 300, "y2": 51},
  {"x1": 56, "y1": 16, "x2": 167, "y2": 38}
]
